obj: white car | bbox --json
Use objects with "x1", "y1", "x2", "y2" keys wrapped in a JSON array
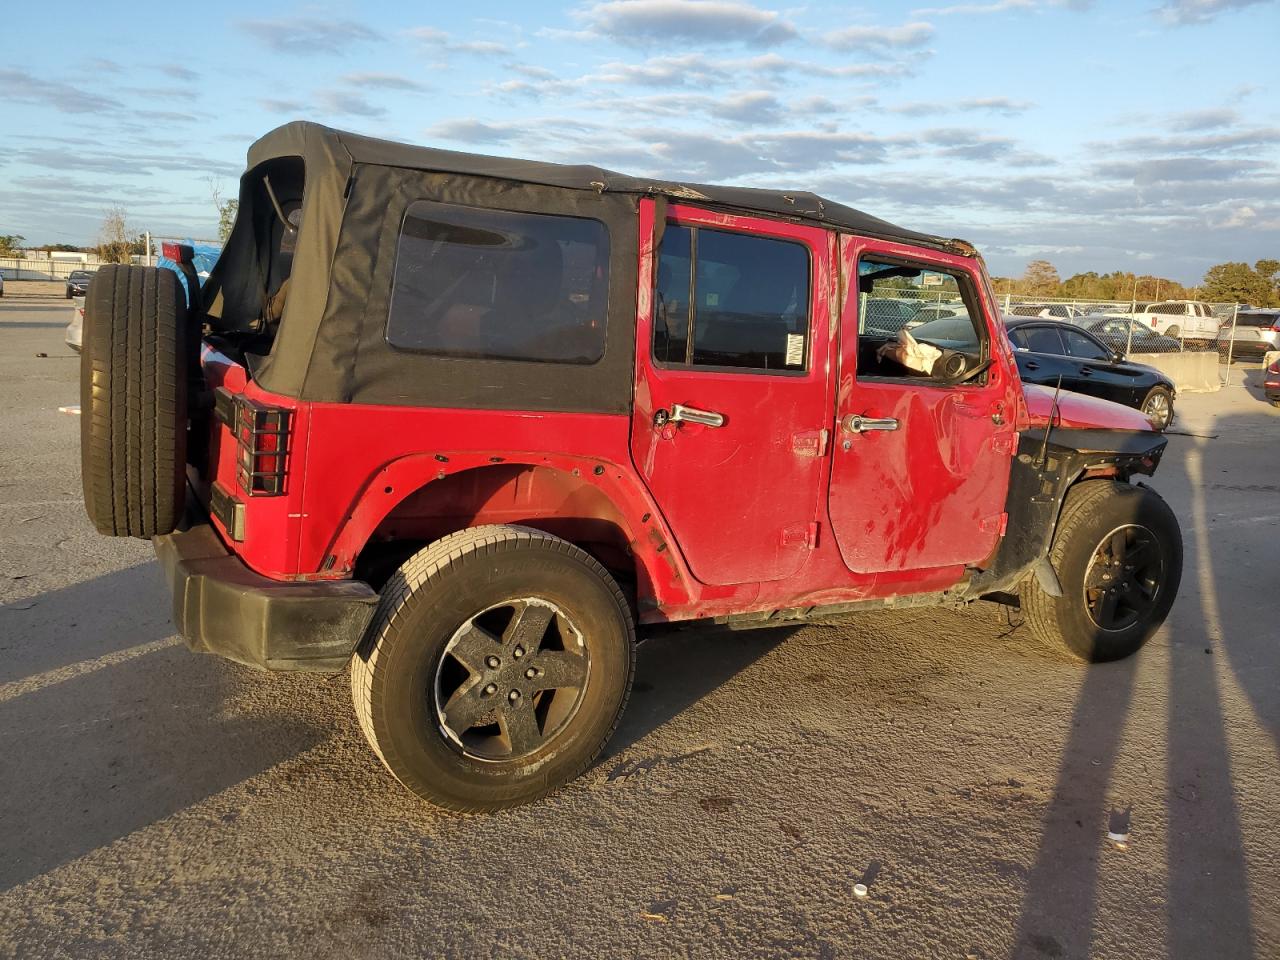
[{"x1": 65, "y1": 297, "x2": 84, "y2": 352}]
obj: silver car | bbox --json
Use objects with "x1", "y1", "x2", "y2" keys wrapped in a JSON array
[
  {"x1": 65, "y1": 297, "x2": 84, "y2": 352},
  {"x1": 1217, "y1": 309, "x2": 1279, "y2": 361}
]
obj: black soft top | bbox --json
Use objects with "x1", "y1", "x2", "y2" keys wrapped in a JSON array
[
  {"x1": 246, "y1": 121, "x2": 968, "y2": 254},
  {"x1": 202, "y1": 122, "x2": 977, "y2": 411}
]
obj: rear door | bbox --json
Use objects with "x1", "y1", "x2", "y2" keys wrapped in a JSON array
[
  {"x1": 828, "y1": 237, "x2": 1017, "y2": 575},
  {"x1": 630, "y1": 201, "x2": 834, "y2": 586}
]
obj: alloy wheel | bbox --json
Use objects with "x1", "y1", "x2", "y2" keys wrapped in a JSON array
[{"x1": 433, "y1": 598, "x2": 589, "y2": 761}]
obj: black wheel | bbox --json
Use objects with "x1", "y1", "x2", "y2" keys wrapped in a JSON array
[
  {"x1": 80, "y1": 264, "x2": 189, "y2": 538},
  {"x1": 352, "y1": 525, "x2": 636, "y2": 811},
  {"x1": 1023, "y1": 481, "x2": 1182, "y2": 662},
  {"x1": 1140, "y1": 386, "x2": 1174, "y2": 431}
]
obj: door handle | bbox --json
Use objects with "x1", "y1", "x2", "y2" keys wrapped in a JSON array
[
  {"x1": 668, "y1": 403, "x2": 725, "y2": 428},
  {"x1": 1024, "y1": 360, "x2": 1040, "y2": 371},
  {"x1": 841, "y1": 414, "x2": 899, "y2": 434}
]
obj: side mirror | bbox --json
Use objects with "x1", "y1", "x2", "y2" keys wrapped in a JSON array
[{"x1": 1112, "y1": 350, "x2": 1125, "y2": 363}]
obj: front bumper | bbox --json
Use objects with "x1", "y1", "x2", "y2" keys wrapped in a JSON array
[{"x1": 154, "y1": 522, "x2": 379, "y2": 673}]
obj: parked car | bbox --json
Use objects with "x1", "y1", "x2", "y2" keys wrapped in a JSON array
[
  {"x1": 78, "y1": 122, "x2": 1182, "y2": 811},
  {"x1": 1265, "y1": 355, "x2": 1280, "y2": 406},
  {"x1": 1120, "y1": 300, "x2": 1220, "y2": 342},
  {"x1": 1004, "y1": 317, "x2": 1176, "y2": 430},
  {"x1": 65, "y1": 297, "x2": 84, "y2": 352},
  {"x1": 65, "y1": 269, "x2": 94, "y2": 299},
  {"x1": 1217, "y1": 309, "x2": 1280, "y2": 361},
  {"x1": 0, "y1": 272, "x2": 5, "y2": 297},
  {"x1": 912, "y1": 304, "x2": 963, "y2": 323},
  {"x1": 1080, "y1": 315, "x2": 1182, "y2": 353},
  {"x1": 1007, "y1": 302, "x2": 1085, "y2": 322}
]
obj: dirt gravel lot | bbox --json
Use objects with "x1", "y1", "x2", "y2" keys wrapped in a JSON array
[{"x1": 1, "y1": 298, "x2": 1278, "y2": 959}]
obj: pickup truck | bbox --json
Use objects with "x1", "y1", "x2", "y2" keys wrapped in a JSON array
[{"x1": 1118, "y1": 300, "x2": 1221, "y2": 342}]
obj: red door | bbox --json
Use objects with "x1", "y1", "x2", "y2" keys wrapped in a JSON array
[
  {"x1": 631, "y1": 201, "x2": 834, "y2": 586},
  {"x1": 828, "y1": 236, "x2": 1017, "y2": 575}
]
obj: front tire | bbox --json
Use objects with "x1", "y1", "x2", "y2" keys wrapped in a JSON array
[
  {"x1": 1023, "y1": 481, "x2": 1182, "y2": 662},
  {"x1": 352, "y1": 525, "x2": 636, "y2": 811},
  {"x1": 1140, "y1": 386, "x2": 1174, "y2": 431}
]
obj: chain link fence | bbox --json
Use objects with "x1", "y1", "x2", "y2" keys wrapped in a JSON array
[{"x1": 861, "y1": 283, "x2": 1271, "y2": 387}]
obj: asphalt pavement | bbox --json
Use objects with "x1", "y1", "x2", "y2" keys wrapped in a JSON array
[{"x1": 1, "y1": 298, "x2": 1278, "y2": 959}]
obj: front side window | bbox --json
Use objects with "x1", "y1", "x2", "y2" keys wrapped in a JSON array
[
  {"x1": 857, "y1": 257, "x2": 985, "y2": 382},
  {"x1": 387, "y1": 200, "x2": 610, "y2": 364},
  {"x1": 654, "y1": 224, "x2": 810, "y2": 372},
  {"x1": 1061, "y1": 328, "x2": 1111, "y2": 360}
]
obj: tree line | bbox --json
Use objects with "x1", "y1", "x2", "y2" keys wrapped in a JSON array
[{"x1": 992, "y1": 258, "x2": 1280, "y2": 307}]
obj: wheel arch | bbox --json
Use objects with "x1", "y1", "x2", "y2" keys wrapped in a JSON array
[
  {"x1": 330, "y1": 456, "x2": 692, "y2": 615},
  {"x1": 967, "y1": 426, "x2": 1170, "y2": 599}
]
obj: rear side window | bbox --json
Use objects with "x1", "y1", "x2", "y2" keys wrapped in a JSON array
[
  {"x1": 654, "y1": 224, "x2": 810, "y2": 372},
  {"x1": 387, "y1": 200, "x2": 610, "y2": 364},
  {"x1": 1016, "y1": 325, "x2": 1067, "y2": 354}
]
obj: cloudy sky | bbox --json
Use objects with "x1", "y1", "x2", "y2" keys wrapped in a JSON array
[{"x1": 1, "y1": 0, "x2": 1276, "y2": 282}]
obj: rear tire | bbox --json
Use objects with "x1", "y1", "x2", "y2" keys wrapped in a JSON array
[
  {"x1": 1022, "y1": 481, "x2": 1181, "y2": 662},
  {"x1": 1140, "y1": 386, "x2": 1174, "y2": 431},
  {"x1": 352, "y1": 525, "x2": 636, "y2": 811},
  {"x1": 80, "y1": 264, "x2": 189, "y2": 538}
]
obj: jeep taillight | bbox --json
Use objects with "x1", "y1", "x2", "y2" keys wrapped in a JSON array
[{"x1": 231, "y1": 396, "x2": 290, "y2": 497}]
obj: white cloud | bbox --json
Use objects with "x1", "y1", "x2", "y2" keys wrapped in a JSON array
[
  {"x1": 576, "y1": 0, "x2": 798, "y2": 47},
  {"x1": 1157, "y1": 0, "x2": 1272, "y2": 24},
  {"x1": 825, "y1": 21, "x2": 935, "y2": 52}
]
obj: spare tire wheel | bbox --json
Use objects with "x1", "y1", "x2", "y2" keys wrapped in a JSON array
[{"x1": 80, "y1": 264, "x2": 190, "y2": 538}]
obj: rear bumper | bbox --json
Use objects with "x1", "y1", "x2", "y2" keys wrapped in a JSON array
[{"x1": 154, "y1": 522, "x2": 379, "y2": 673}]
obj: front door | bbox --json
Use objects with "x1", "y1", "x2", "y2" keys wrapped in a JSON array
[
  {"x1": 631, "y1": 201, "x2": 834, "y2": 586},
  {"x1": 828, "y1": 237, "x2": 1017, "y2": 575}
]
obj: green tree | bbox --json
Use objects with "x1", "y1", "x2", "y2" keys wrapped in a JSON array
[
  {"x1": 0, "y1": 234, "x2": 24, "y2": 257},
  {"x1": 1202, "y1": 261, "x2": 1274, "y2": 306}
]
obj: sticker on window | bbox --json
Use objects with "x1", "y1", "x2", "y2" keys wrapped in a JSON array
[{"x1": 785, "y1": 333, "x2": 805, "y2": 367}]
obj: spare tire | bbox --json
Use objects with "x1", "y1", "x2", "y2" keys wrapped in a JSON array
[{"x1": 80, "y1": 264, "x2": 189, "y2": 538}]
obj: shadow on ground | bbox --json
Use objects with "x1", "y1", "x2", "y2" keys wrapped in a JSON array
[{"x1": 1009, "y1": 403, "x2": 1267, "y2": 958}]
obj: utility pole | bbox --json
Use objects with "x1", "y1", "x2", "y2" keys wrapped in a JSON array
[{"x1": 144, "y1": 230, "x2": 152, "y2": 266}]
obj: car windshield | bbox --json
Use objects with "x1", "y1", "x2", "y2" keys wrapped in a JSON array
[{"x1": 69, "y1": 271, "x2": 92, "y2": 280}]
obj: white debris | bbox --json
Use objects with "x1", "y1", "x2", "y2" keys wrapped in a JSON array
[
  {"x1": 58, "y1": 405, "x2": 81, "y2": 416},
  {"x1": 876, "y1": 328, "x2": 943, "y2": 375},
  {"x1": 853, "y1": 883, "x2": 869, "y2": 899}
]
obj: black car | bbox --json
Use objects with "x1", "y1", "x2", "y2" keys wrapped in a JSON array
[
  {"x1": 65, "y1": 269, "x2": 94, "y2": 299},
  {"x1": 1080, "y1": 315, "x2": 1182, "y2": 354},
  {"x1": 1004, "y1": 317, "x2": 1176, "y2": 430}
]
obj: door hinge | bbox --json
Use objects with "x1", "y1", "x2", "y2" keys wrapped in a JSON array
[
  {"x1": 792, "y1": 428, "x2": 829, "y2": 457},
  {"x1": 781, "y1": 522, "x2": 820, "y2": 548}
]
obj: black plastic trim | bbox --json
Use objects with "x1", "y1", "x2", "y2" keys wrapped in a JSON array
[{"x1": 154, "y1": 521, "x2": 379, "y2": 673}]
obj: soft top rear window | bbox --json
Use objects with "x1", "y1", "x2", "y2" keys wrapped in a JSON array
[{"x1": 386, "y1": 200, "x2": 610, "y2": 365}]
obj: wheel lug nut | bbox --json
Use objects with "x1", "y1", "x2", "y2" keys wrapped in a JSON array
[
  {"x1": 482, "y1": 683, "x2": 497, "y2": 696},
  {"x1": 525, "y1": 667, "x2": 538, "y2": 679},
  {"x1": 485, "y1": 655, "x2": 500, "y2": 669},
  {"x1": 508, "y1": 689, "x2": 521, "y2": 702},
  {"x1": 513, "y1": 646, "x2": 525, "y2": 659}
]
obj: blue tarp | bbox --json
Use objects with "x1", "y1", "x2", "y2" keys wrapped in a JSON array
[{"x1": 156, "y1": 240, "x2": 221, "y2": 305}]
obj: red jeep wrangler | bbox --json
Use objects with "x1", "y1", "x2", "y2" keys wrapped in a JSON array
[{"x1": 80, "y1": 123, "x2": 1182, "y2": 811}]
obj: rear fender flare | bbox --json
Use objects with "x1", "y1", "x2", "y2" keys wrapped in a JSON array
[{"x1": 323, "y1": 453, "x2": 696, "y2": 612}]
